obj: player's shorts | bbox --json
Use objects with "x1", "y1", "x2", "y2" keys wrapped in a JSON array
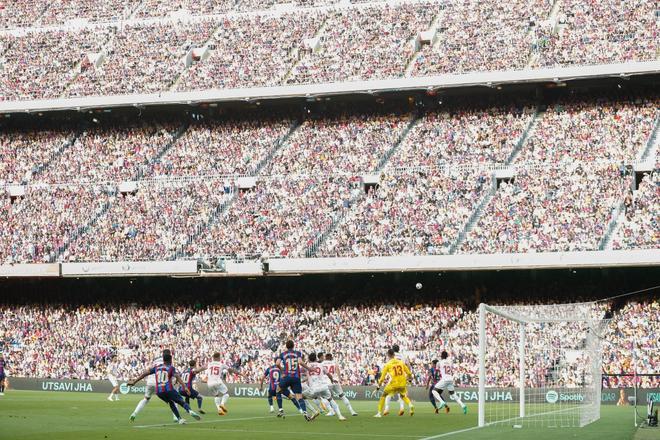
[
  {"x1": 208, "y1": 382, "x2": 228, "y2": 396},
  {"x1": 0, "y1": 373, "x2": 5, "y2": 382},
  {"x1": 279, "y1": 376, "x2": 302, "y2": 394},
  {"x1": 329, "y1": 383, "x2": 344, "y2": 397},
  {"x1": 309, "y1": 384, "x2": 331, "y2": 400},
  {"x1": 157, "y1": 390, "x2": 186, "y2": 406},
  {"x1": 108, "y1": 375, "x2": 118, "y2": 387},
  {"x1": 145, "y1": 384, "x2": 156, "y2": 398},
  {"x1": 181, "y1": 388, "x2": 200, "y2": 399},
  {"x1": 434, "y1": 379, "x2": 455, "y2": 392},
  {"x1": 384, "y1": 384, "x2": 407, "y2": 397}
]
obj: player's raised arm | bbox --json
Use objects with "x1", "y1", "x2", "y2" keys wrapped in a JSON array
[{"x1": 128, "y1": 367, "x2": 154, "y2": 386}]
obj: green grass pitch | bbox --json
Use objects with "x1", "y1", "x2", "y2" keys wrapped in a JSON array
[{"x1": 0, "y1": 391, "x2": 642, "y2": 440}]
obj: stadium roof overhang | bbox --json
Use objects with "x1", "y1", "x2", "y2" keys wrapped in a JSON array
[
  {"x1": 1, "y1": 61, "x2": 658, "y2": 115},
  {"x1": 1, "y1": 249, "x2": 658, "y2": 278}
]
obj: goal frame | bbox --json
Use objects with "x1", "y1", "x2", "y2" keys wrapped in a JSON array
[{"x1": 477, "y1": 302, "x2": 601, "y2": 427}]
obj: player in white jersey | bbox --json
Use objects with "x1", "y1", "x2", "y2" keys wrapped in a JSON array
[
  {"x1": 383, "y1": 344, "x2": 408, "y2": 416},
  {"x1": 306, "y1": 353, "x2": 346, "y2": 421},
  {"x1": 431, "y1": 351, "x2": 467, "y2": 414},
  {"x1": 106, "y1": 357, "x2": 120, "y2": 401},
  {"x1": 206, "y1": 352, "x2": 243, "y2": 416},
  {"x1": 130, "y1": 349, "x2": 176, "y2": 422},
  {"x1": 322, "y1": 353, "x2": 357, "y2": 416}
]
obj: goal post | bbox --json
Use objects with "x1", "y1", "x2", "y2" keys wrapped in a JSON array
[{"x1": 478, "y1": 302, "x2": 606, "y2": 429}]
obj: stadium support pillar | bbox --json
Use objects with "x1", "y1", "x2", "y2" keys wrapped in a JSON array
[
  {"x1": 519, "y1": 323, "x2": 525, "y2": 418},
  {"x1": 478, "y1": 303, "x2": 486, "y2": 427}
]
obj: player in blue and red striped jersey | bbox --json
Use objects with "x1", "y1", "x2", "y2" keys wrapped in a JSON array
[
  {"x1": 180, "y1": 360, "x2": 206, "y2": 414},
  {"x1": 276, "y1": 340, "x2": 312, "y2": 421},
  {"x1": 260, "y1": 359, "x2": 301, "y2": 416},
  {"x1": 426, "y1": 359, "x2": 445, "y2": 413},
  {"x1": 0, "y1": 354, "x2": 8, "y2": 396},
  {"x1": 128, "y1": 353, "x2": 201, "y2": 425}
]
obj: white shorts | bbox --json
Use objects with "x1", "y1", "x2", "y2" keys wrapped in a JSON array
[
  {"x1": 301, "y1": 383, "x2": 312, "y2": 399},
  {"x1": 434, "y1": 379, "x2": 455, "y2": 392},
  {"x1": 308, "y1": 384, "x2": 331, "y2": 400},
  {"x1": 208, "y1": 382, "x2": 228, "y2": 396},
  {"x1": 108, "y1": 375, "x2": 118, "y2": 387},
  {"x1": 329, "y1": 383, "x2": 344, "y2": 397},
  {"x1": 145, "y1": 384, "x2": 156, "y2": 398}
]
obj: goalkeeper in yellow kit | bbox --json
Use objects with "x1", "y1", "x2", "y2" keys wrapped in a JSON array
[{"x1": 374, "y1": 349, "x2": 414, "y2": 417}]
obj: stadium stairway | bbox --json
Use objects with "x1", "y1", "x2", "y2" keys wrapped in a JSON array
[
  {"x1": 281, "y1": 16, "x2": 330, "y2": 84},
  {"x1": 172, "y1": 119, "x2": 302, "y2": 260},
  {"x1": 53, "y1": 189, "x2": 115, "y2": 262},
  {"x1": 136, "y1": 121, "x2": 191, "y2": 180},
  {"x1": 600, "y1": 116, "x2": 659, "y2": 250},
  {"x1": 403, "y1": 11, "x2": 443, "y2": 77},
  {"x1": 448, "y1": 184, "x2": 496, "y2": 255},
  {"x1": 304, "y1": 112, "x2": 422, "y2": 257},
  {"x1": 168, "y1": 21, "x2": 225, "y2": 92},
  {"x1": 599, "y1": 199, "x2": 626, "y2": 250},
  {"x1": 448, "y1": 106, "x2": 544, "y2": 254},
  {"x1": 24, "y1": 131, "x2": 81, "y2": 184},
  {"x1": 639, "y1": 114, "x2": 659, "y2": 161},
  {"x1": 504, "y1": 105, "x2": 544, "y2": 166},
  {"x1": 52, "y1": 122, "x2": 187, "y2": 261}
]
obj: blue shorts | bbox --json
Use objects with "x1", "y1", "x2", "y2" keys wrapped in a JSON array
[
  {"x1": 279, "y1": 376, "x2": 302, "y2": 394},
  {"x1": 157, "y1": 390, "x2": 186, "y2": 406},
  {"x1": 0, "y1": 373, "x2": 5, "y2": 381},
  {"x1": 181, "y1": 388, "x2": 200, "y2": 399}
]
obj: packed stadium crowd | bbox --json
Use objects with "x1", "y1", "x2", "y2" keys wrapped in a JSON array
[
  {"x1": 318, "y1": 170, "x2": 489, "y2": 257},
  {"x1": 0, "y1": 299, "x2": 657, "y2": 388},
  {"x1": 461, "y1": 164, "x2": 627, "y2": 254},
  {"x1": 612, "y1": 171, "x2": 659, "y2": 251},
  {"x1": 0, "y1": 0, "x2": 657, "y2": 101},
  {"x1": 0, "y1": 95, "x2": 656, "y2": 264}
]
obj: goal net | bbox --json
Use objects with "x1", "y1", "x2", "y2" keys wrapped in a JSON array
[{"x1": 478, "y1": 302, "x2": 606, "y2": 428}]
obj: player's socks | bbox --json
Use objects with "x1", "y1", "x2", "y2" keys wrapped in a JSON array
[
  {"x1": 268, "y1": 396, "x2": 273, "y2": 407},
  {"x1": 451, "y1": 393, "x2": 467, "y2": 411},
  {"x1": 431, "y1": 390, "x2": 446, "y2": 409},
  {"x1": 107, "y1": 393, "x2": 114, "y2": 401},
  {"x1": 329, "y1": 399, "x2": 344, "y2": 419},
  {"x1": 341, "y1": 395, "x2": 356, "y2": 415},
  {"x1": 290, "y1": 398, "x2": 301, "y2": 410},
  {"x1": 377, "y1": 395, "x2": 386, "y2": 414},
  {"x1": 196, "y1": 396, "x2": 203, "y2": 410},
  {"x1": 219, "y1": 394, "x2": 229, "y2": 413},
  {"x1": 214, "y1": 397, "x2": 225, "y2": 415},
  {"x1": 400, "y1": 394, "x2": 413, "y2": 416},
  {"x1": 398, "y1": 395, "x2": 405, "y2": 412},
  {"x1": 276, "y1": 395, "x2": 283, "y2": 410},
  {"x1": 383, "y1": 394, "x2": 391, "y2": 413},
  {"x1": 133, "y1": 398, "x2": 149, "y2": 416},
  {"x1": 169, "y1": 402, "x2": 182, "y2": 420}
]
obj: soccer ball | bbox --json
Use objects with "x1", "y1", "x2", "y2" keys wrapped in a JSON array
[{"x1": 415, "y1": 283, "x2": 423, "y2": 290}]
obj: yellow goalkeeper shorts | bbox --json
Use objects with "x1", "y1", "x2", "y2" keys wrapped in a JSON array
[{"x1": 384, "y1": 384, "x2": 407, "y2": 396}]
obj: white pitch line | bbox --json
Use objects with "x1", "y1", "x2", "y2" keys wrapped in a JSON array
[
  {"x1": 418, "y1": 406, "x2": 582, "y2": 440},
  {"x1": 164, "y1": 427, "x2": 423, "y2": 438},
  {"x1": 134, "y1": 414, "x2": 277, "y2": 428}
]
